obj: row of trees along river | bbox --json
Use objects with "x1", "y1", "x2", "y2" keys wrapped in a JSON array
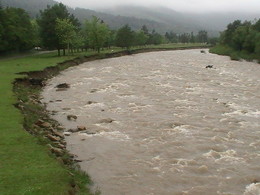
[
  {"x1": 0, "y1": 3, "x2": 211, "y2": 56},
  {"x1": 210, "y1": 19, "x2": 260, "y2": 61}
]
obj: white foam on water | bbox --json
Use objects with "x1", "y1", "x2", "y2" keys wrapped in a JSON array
[
  {"x1": 83, "y1": 77, "x2": 103, "y2": 81},
  {"x1": 83, "y1": 102, "x2": 105, "y2": 108},
  {"x1": 80, "y1": 131, "x2": 131, "y2": 141},
  {"x1": 243, "y1": 183, "x2": 260, "y2": 195},
  {"x1": 204, "y1": 149, "x2": 244, "y2": 163}
]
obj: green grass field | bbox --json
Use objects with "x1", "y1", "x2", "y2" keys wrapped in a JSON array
[{"x1": 0, "y1": 43, "x2": 206, "y2": 195}]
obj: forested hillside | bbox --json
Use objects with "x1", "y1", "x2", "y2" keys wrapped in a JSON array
[{"x1": 0, "y1": 0, "x2": 211, "y2": 34}]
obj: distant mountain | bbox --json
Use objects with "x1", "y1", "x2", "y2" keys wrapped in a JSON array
[
  {"x1": 1, "y1": 0, "x2": 259, "y2": 36},
  {"x1": 101, "y1": 5, "x2": 260, "y2": 35},
  {"x1": 101, "y1": 6, "x2": 204, "y2": 33},
  {"x1": 0, "y1": 0, "x2": 172, "y2": 34}
]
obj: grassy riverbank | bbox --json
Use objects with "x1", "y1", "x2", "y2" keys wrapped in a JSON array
[
  {"x1": 209, "y1": 45, "x2": 260, "y2": 62},
  {"x1": 0, "y1": 43, "x2": 207, "y2": 195}
]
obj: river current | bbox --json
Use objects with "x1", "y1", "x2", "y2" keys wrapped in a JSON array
[{"x1": 42, "y1": 49, "x2": 260, "y2": 195}]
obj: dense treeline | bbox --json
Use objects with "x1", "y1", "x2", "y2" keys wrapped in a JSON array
[
  {"x1": 0, "y1": 3, "x2": 210, "y2": 55},
  {"x1": 210, "y1": 19, "x2": 260, "y2": 61},
  {"x1": 0, "y1": 6, "x2": 36, "y2": 53}
]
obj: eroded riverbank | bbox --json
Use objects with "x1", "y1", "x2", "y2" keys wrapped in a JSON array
[{"x1": 42, "y1": 49, "x2": 260, "y2": 195}]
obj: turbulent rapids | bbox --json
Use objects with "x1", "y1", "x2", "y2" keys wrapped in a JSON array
[{"x1": 42, "y1": 49, "x2": 260, "y2": 195}]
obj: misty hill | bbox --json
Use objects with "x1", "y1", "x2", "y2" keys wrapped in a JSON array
[
  {"x1": 101, "y1": 5, "x2": 260, "y2": 33},
  {"x1": 2, "y1": 0, "x2": 259, "y2": 36},
  {"x1": 101, "y1": 6, "x2": 204, "y2": 33},
  {"x1": 0, "y1": 0, "x2": 173, "y2": 33}
]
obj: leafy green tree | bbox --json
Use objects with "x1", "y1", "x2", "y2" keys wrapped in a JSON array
[
  {"x1": 221, "y1": 20, "x2": 241, "y2": 45},
  {"x1": 37, "y1": 3, "x2": 79, "y2": 56},
  {"x1": 1, "y1": 7, "x2": 34, "y2": 52},
  {"x1": 165, "y1": 31, "x2": 178, "y2": 43},
  {"x1": 31, "y1": 19, "x2": 41, "y2": 48},
  {"x1": 84, "y1": 16, "x2": 110, "y2": 53},
  {"x1": 148, "y1": 30, "x2": 163, "y2": 45},
  {"x1": 141, "y1": 25, "x2": 149, "y2": 35},
  {"x1": 197, "y1": 30, "x2": 208, "y2": 43},
  {"x1": 72, "y1": 31, "x2": 85, "y2": 52},
  {"x1": 232, "y1": 25, "x2": 248, "y2": 51},
  {"x1": 178, "y1": 33, "x2": 190, "y2": 43},
  {"x1": 55, "y1": 18, "x2": 76, "y2": 54},
  {"x1": 134, "y1": 30, "x2": 149, "y2": 46},
  {"x1": 0, "y1": 6, "x2": 5, "y2": 52},
  {"x1": 115, "y1": 25, "x2": 134, "y2": 49}
]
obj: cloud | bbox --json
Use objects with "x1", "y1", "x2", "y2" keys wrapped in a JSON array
[{"x1": 57, "y1": 0, "x2": 260, "y2": 13}]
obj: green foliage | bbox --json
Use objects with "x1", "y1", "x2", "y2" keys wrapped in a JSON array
[
  {"x1": 134, "y1": 30, "x2": 149, "y2": 46},
  {"x1": 197, "y1": 30, "x2": 208, "y2": 43},
  {"x1": 55, "y1": 18, "x2": 77, "y2": 53},
  {"x1": 212, "y1": 18, "x2": 260, "y2": 62},
  {"x1": 84, "y1": 16, "x2": 110, "y2": 53},
  {"x1": 148, "y1": 30, "x2": 164, "y2": 45},
  {"x1": 115, "y1": 25, "x2": 135, "y2": 49},
  {"x1": 37, "y1": 3, "x2": 79, "y2": 54},
  {"x1": 0, "y1": 7, "x2": 34, "y2": 53}
]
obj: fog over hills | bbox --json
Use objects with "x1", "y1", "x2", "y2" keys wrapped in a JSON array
[{"x1": 1, "y1": 0, "x2": 259, "y2": 36}]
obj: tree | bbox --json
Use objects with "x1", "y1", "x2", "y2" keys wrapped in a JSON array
[
  {"x1": 232, "y1": 25, "x2": 249, "y2": 51},
  {"x1": 148, "y1": 30, "x2": 163, "y2": 45},
  {"x1": 31, "y1": 19, "x2": 41, "y2": 48},
  {"x1": 1, "y1": 7, "x2": 34, "y2": 52},
  {"x1": 37, "y1": 3, "x2": 79, "y2": 56},
  {"x1": 115, "y1": 25, "x2": 134, "y2": 49},
  {"x1": 0, "y1": 6, "x2": 5, "y2": 52},
  {"x1": 55, "y1": 18, "x2": 76, "y2": 54},
  {"x1": 84, "y1": 16, "x2": 110, "y2": 53},
  {"x1": 141, "y1": 25, "x2": 149, "y2": 35},
  {"x1": 134, "y1": 30, "x2": 149, "y2": 46},
  {"x1": 221, "y1": 20, "x2": 241, "y2": 45},
  {"x1": 197, "y1": 30, "x2": 208, "y2": 43}
]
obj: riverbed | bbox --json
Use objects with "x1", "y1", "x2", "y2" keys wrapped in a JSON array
[{"x1": 42, "y1": 49, "x2": 260, "y2": 195}]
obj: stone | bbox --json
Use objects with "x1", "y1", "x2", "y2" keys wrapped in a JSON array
[
  {"x1": 98, "y1": 118, "x2": 114, "y2": 124},
  {"x1": 57, "y1": 143, "x2": 66, "y2": 149},
  {"x1": 64, "y1": 132, "x2": 71, "y2": 136},
  {"x1": 200, "y1": 50, "x2": 206, "y2": 54},
  {"x1": 51, "y1": 147, "x2": 63, "y2": 156},
  {"x1": 47, "y1": 134, "x2": 61, "y2": 142},
  {"x1": 56, "y1": 83, "x2": 70, "y2": 89},
  {"x1": 86, "y1": 101, "x2": 97, "y2": 105},
  {"x1": 52, "y1": 131, "x2": 64, "y2": 138},
  {"x1": 67, "y1": 115, "x2": 77, "y2": 121},
  {"x1": 35, "y1": 120, "x2": 51, "y2": 128},
  {"x1": 77, "y1": 126, "x2": 86, "y2": 131},
  {"x1": 206, "y1": 65, "x2": 213, "y2": 68},
  {"x1": 90, "y1": 89, "x2": 98, "y2": 93},
  {"x1": 57, "y1": 126, "x2": 65, "y2": 130}
]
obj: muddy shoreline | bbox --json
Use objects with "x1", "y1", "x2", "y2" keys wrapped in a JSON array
[{"x1": 13, "y1": 46, "x2": 208, "y2": 194}]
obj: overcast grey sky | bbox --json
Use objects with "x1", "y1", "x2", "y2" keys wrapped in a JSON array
[{"x1": 57, "y1": 0, "x2": 260, "y2": 13}]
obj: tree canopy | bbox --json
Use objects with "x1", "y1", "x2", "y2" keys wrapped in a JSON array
[
  {"x1": 37, "y1": 3, "x2": 79, "y2": 55},
  {"x1": 0, "y1": 7, "x2": 34, "y2": 53}
]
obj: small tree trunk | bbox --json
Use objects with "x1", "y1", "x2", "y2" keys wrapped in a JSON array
[
  {"x1": 58, "y1": 49, "x2": 61, "y2": 56},
  {"x1": 63, "y1": 49, "x2": 66, "y2": 56}
]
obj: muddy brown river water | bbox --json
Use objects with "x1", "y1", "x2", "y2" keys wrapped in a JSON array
[{"x1": 42, "y1": 49, "x2": 260, "y2": 195}]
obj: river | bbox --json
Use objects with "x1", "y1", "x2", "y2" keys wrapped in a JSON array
[{"x1": 42, "y1": 49, "x2": 260, "y2": 195}]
